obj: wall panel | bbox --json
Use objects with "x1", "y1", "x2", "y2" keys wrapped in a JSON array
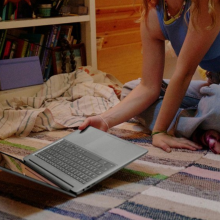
[{"x1": 96, "y1": 0, "x2": 143, "y2": 83}]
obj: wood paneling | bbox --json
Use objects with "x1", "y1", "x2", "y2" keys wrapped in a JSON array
[
  {"x1": 97, "y1": 42, "x2": 143, "y2": 83},
  {"x1": 96, "y1": 0, "x2": 143, "y2": 83},
  {"x1": 99, "y1": 29, "x2": 141, "y2": 48}
]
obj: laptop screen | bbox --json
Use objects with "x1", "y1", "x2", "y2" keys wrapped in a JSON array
[{"x1": 0, "y1": 152, "x2": 59, "y2": 188}]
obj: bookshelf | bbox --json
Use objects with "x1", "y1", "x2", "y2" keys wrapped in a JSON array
[{"x1": 0, "y1": 0, "x2": 97, "y2": 102}]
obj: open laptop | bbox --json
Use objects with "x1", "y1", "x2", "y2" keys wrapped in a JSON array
[{"x1": 0, "y1": 126, "x2": 148, "y2": 197}]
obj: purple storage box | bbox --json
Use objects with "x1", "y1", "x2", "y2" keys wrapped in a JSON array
[{"x1": 0, "y1": 56, "x2": 43, "y2": 91}]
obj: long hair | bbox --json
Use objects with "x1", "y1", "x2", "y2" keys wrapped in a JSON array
[{"x1": 141, "y1": 0, "x2": 218, "y2": 29}]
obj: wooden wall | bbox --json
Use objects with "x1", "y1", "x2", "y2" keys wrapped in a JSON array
[{"x1": 96, "y1": 0, "x2": 143, "y2": 84}]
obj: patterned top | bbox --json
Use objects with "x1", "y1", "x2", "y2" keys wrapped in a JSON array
[{"x1": 156, "y1": 0, "x2": 220, "y2": 72}]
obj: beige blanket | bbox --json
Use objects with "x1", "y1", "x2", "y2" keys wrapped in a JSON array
[{"x1": 0, "y1": 66, "x2": 123, "y2": 139}]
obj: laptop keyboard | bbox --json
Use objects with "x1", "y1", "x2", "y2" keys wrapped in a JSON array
[{"x1": 35, "y1": 139, "x2": 115, "y2": 184}]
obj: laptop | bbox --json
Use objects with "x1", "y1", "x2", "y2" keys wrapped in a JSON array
[{"x1": 0, "y1": 126, "x2": 148, "y2": 197}]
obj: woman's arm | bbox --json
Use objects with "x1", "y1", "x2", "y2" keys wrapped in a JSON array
[
  {"x1": 152, "y1": 0, "x2": 220, "y2": 152},
  {"x1": 79, "y1": 9, "x2": 165, "y2": 131}
]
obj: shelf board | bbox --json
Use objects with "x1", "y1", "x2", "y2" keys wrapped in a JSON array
[{"x1": 0, "y1": 15, "x2": 90, "y2": 29}]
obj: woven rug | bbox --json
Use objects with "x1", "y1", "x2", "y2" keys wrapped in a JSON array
[{"x1": 0, "y1": 120, "x2": 220, "y2": 220}]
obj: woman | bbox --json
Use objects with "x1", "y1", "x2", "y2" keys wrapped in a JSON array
[{"x1": 79, "y1": 0, "x2": 220, "y2": 154}]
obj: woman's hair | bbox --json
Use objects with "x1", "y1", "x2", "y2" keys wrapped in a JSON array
[{"x1": 141, "y1": 0, "x2": 218, "y2": 29}]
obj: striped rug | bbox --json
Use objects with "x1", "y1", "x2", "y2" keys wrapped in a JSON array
[{"x1": 0, "y1": 121, "x2": 219, "y2": 220}]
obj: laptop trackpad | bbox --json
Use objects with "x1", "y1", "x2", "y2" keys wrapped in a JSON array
[{"x1": 84, "y1": 135, "x2": 134, "y2": 164}]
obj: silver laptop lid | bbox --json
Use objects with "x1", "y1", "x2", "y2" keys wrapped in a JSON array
[{"x1": 24, "y1": 126, "x2": 148, "y2": 195}]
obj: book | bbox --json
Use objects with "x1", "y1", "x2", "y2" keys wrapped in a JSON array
[
  {"x1": 0, "y1": 30, "x2": 5, "y2": 50},
  {"x1": 37, "y1": 34, "x2": 45, "y2": 57},
  {"x1": 0, "y1": 30, "x2": 7, "y2": 58},
  {"x1": 21, "y1": 40, "x2": 29, "y2": 57},
  {"x1": 7, "y1": 2, "x2": 14, "y2": 20},
  {"x1": 19, "y1": 33, "x2": 45, "y2": 57},
  {"x1": 1, "y1": 4, "x2": 7, "y2": 21},
  {"x1": 9, "y1": 40, "x2": 18, "y2": 59},
  {"x1": 26, "y1": 42, "x2": 33, "y2": 57},
  {"x1": 54, "y1": 25, "x2": 61, "y2": 48},
  {"x1": 2, "y1": 39, "x2": 12, "y2": 59},
  {"x1": 40, "y1": 26, "x2": 55, "y2": 76},
  {"x1": 44, "y1": 25, "x2": 61, "y2": 80},
  {"x1": 14, "y1": 38, "x2": 28, "y2": 58}
]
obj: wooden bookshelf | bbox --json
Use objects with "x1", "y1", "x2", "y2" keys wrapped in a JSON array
[
  {"x1": 0, "y1": 0, "x2": 97, "y2": 102},
  {"x1": 0, "y1": 15, "x2": 90, "y2": 29}
]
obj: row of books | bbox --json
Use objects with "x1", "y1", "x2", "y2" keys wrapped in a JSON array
[{"x1": 0, "y1": 22, "x2": 81, "y2": 80}]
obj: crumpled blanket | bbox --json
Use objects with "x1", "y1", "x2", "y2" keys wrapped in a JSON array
[
  {"x1": 0, "y1": 66, "x2": 123, "y2": 139},
  {"x1": 175, "y1": 84, "x2": 220, "y2": 137}
]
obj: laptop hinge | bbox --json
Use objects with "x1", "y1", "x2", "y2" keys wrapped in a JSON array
[{"x1": 25, "y1": 159, "x2": 74, "y2": 192}]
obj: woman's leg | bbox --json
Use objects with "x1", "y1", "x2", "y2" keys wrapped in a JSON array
[{"x1": 121, "y1": 79, "x2": 220, "y2": 153}]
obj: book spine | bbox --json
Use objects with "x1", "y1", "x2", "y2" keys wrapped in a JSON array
[
  {"x1": 14, "y1": 38, "x2": 24, "y2": 58},
  {"x1": 0, "y1": 30, "x2": 7, "y2": 58},
  {"x1": 40, "y1": 31, "x2": 50, "y2": 71},
  {"x1": 7, "y1": 2, "x2": 13, "y2": 20},
  {"x1": 37, "y1": 34, "x2": 45, "y2": 57},
  {"x1": 33, "y1": 44, "x2": 40, "y2": 56},
  {"x1": 0, "y1": 30, "x2": 4, "y2": 49},
  {"x1": 44, "y1": 25, "x2": 59, "y2": 79},
  {"x1": 2, "y1": 39, "x2": 12, "y2": 59},
  {"x1": 54, "y1": 25, "x2": 61, "y2": 47},
  {"x1": 9, "y1": 40, "x2": 17, "y2": 59},
  {"x1": 27, "y1": 42, "x2": 34, "y2": 57},
  {"x1": 21, "y1": 40, "x2": 28, "y2": 57},
  {"x1": 1, "y1": 4, "x2": 7, "y2": 21},
  {"x1": 41, "y1": 26, "x2": 55, "y2": 75}
]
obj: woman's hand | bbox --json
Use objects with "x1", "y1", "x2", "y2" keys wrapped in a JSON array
[
  {"x1": 152, "y1": 133, "x2": 202, "y2": 153},
  {"x1": 78, "y1": 115, "x2": 109, "y2": 132}
]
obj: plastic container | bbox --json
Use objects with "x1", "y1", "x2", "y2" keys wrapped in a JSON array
[{"x1": 38, "y1": 4, "x2": 52, "y2": 17}]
